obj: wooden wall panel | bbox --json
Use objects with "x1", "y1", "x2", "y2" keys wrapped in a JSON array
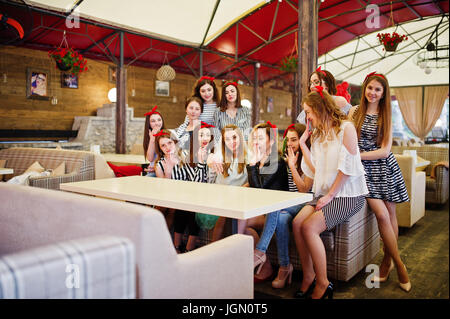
[{"x1": 0, "y1": 46, "x2": 294, "y2": 137}]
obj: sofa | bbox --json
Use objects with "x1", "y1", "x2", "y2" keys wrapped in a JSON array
[
  {"x1": 0, "y1": 183, "x2": 253, "y2": 299},
  {"x1": 391, "y1": 145, "x2": 449, "y2": 205},
  {"x1": 0, "y1": 235, "x2": 135, "y2": 299},
  {"x1": 0, "y1": 147, "x2": 115, "y2": 189},
  {"x1": 394, "y1": 154, "x2": 426, "y2": 227},
  {"x1": 198, "y1": 200, "x2": 380, "y2": 282}
]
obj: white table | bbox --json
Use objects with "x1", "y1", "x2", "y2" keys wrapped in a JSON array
[
  {"x1": 60, "y1": 176, "x2": 312, "y2": 222},
  {"x1": 0, "y1": 168, "x2": 13, "y2": 175},
  {"x1": 101, "y1": 153, "x2": 149, "y2": 166}
]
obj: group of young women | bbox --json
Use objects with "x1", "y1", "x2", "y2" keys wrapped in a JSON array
[{"x1": 141, "y1": 68, "x2": 411, "y2": 299}]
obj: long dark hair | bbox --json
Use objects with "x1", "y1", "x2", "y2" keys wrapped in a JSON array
[
  {"x1": 309, "y1": 69, "x2": 337, "y2": 95},
  {"x1": 218, "y1": 82, "x2": 242, "y2": 112},
  {"x1": 143, "y1": 111, "x2": 166, "y2": 161},
  {"x1": 192, "y1": 78, "x2": 219, "y2": 104}
]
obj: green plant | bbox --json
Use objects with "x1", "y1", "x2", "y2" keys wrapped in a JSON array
[
  {"x1": 280, "y1": 56, "x2": 298, "y2": 73},
  {"x1": 48, "y1": 47, "x2": 88, "y2": 75}
]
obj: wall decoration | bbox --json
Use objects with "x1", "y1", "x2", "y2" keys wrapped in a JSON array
[
  {"x1": 61, "y1": 73, "x2": 78, "y2": 89},
  {"x1": 26, "y1": 68, "x2": 49, "y2": 100},
  {"x1": 108, "y1": 66, "x2": 117, "y2": 83},
  {"x1": 267, "y1": 96, "x2": 274, "y2": 113},
  {"x1": 155, "y1": 80, "x2": 170, "y2": 97},
  {"x1": 285, "y1": 107, "x2": 292, "y2": 117}
]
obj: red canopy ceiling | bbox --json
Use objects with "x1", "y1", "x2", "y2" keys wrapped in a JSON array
[{"x1": 1, "y1": 0, "x2": 448, "y2": 85}]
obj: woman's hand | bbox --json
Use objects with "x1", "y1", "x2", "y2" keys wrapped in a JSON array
[
  {"x1": 144, "y1": 164, "x2": 155, "y2": 173},
  {"x1": 197, "y1": 146, "x2": 207, "y2": 164},
  {"x1": 315, "y1": 193, "x2": 334, "y2": 211},
  {"x1": 287, "y1": 145, "x2": 299, "y2": 169},
  {"x1": 207, "y1": 153, "x2": 224, "y2": 174},
  {"x1": 249, "y1": 145, "x2": 262, "y2": 166},
  {"x1": 299, "y1": 119, "x2": 312, "y2": 148}
]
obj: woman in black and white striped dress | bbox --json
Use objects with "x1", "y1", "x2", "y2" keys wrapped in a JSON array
[
  {"x1": 176, "y1": 76, "x2": 219, "y2": 136},
  {"x1": 213, "y1": 81, "x2": 251, "y2": 141},
  {"x1": 349, "y1": 72, "x2": 410, "y2": 292},
  {"x1": 154, "y1": 129, "x2": 208, "y2": 253},
  {"x1": 292, "y1": 87, "x2": 368, "y2": 299}
]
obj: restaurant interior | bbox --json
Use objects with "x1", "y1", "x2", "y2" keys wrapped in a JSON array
[{"x1": 0, "y1": 0, "x2": 448, "y2": 301}]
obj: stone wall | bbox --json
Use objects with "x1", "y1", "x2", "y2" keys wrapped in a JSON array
[{"x1": 71, "y1": 103, "x2": 145, "y2": 153}]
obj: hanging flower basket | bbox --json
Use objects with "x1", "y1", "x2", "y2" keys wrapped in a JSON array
[
  {"x1": 280, "y1": 56, "x2": 298, "y2": 73},
  {"x1": 377, "y1": 32, "x2": 408, "y2": 52},
  {"x1": 48, "y1": 47, "x2": 88, "y2": 75}
]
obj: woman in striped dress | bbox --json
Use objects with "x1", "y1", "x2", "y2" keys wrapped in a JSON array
[
  {"x1": 154, "y1": 129, "x2": 208, "y2": 253},
  {"x1": 213, "y1": 81, "x2": 251, "y2": 141},
  {"x1": 349, "y1": 72, "x2": 411, "y2": 292},
  {"x1": 176, "y1": 76, "x2": 219, "y2": 134},
  {"x1": 292, "y1": 87, "x2": 368, "y2": 299}
]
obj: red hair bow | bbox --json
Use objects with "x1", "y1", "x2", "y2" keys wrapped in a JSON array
[
  {"x1": 316, "y1": 66, "x2": 326, "y2": 77},
  {"x1": 200, "y1": 121, "x2": 215, "y2": 129},
  {"x1": 364, "y1": 71, "x2": 386, "y2": 83},
  {"x1": 200, "y1": 76, "x2": 215, "y2": 82},
  {"x1": 144, "y1": 105, "x2": 160, "y2": 117},
  {"x1": 314, "y1": 85, "x2": 325, "y2": 98},
  {"x1": 283, "y1": 124, "x2": 296, "y2": 138},
  {"x1": 225, "y1": 81, "x2": 238, "y2": 88},
  {"x1": 153, "y1": 131, "x2": 170, "y2": 137},
  {"x1": 266, "y1": 121, "x2": 278, "y2": 136}
]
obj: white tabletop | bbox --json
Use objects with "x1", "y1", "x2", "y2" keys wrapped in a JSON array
[
  {"x1": 0, "y1": 168, "x2": 13, "y2": 175},
  {"x1": 101, "y1": 153, "x2": 149, "y2": 166},
  {"x1": 60, "y1": 176, "x2": 313, "y2": 220}
]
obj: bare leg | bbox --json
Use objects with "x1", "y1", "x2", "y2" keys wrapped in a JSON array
[
  {"x1": 212, "y1": 217, "x2": 226, "y2": 242},
  {"x1": 301, "y1": 210, "x2": 328, "y2": 299},
  {"x1": 292, "y1": 205, "x2": 316, "y2": 292},
  {"x1": 185, "y1": 235, "x2": 198, "y2": 251},
  {"x1": 367, "y1": 198, "x2": 409, "y2": 284},
  {"x1": 174, "y1": 232, "x2": 183, "y2": 252},
  {"x1": 248, "y1": 215, "x2": 273, "y2": 280}
]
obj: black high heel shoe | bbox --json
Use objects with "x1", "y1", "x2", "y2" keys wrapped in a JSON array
[
  {"x1": 308, "y1": 282, "x2": 334, "y2": 299},
  {"x1": 294, "y1": 279, "x2": 316, "y2": 299}
]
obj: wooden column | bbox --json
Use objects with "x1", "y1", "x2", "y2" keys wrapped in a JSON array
[
  {"x1": 251, "y1": 63, "x2": 260, "y2": 127},
  {"x1": 116, "y1": 31, "x2": 127, "y2": 154},
  {"x1": 296, "y1": 0, "x2": 318, "y2": 122}
]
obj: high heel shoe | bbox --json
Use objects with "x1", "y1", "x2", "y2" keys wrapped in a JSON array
[
  {"x1": 372, "y1": 260, "x2": 394, "y2": 283},
  {"x1": 398, "y1": 264, "x2": 411, "y2": 292},
  {"x1": 308, "y1": 281, "x2": 334, "y2": 300},
  {"x1": 294, "y1": 278, "x2": 316, "y2": 299},
  {"x1": 272, "y1": 264, "x2": 293, "y2": 289},
  {"x1": 254, "y1": 251, "x2": 267, "y2": 275}
]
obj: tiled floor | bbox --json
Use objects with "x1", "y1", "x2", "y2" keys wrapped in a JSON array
[{"x1": 254, "y1": 201, "x2": 449, "y2": 299}]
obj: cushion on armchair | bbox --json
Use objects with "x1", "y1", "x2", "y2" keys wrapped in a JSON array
[{"x1": 107, "y1": 162, "x2": 142, "y2": 177}]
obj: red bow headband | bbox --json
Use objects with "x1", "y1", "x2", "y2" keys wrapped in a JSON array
[
  {"x1": 266, "y1": 121, "x2": 277, "y2": 136},
  {"x1": 200, "y1": 76, "x2": 215, "y2": 82},
  {"x1": 144, "y1": 105, "x2": 160, "y2": 117},
  {"x1": 283, "y1": 124, "x2": 296, "y2": 138},
  {"x1": 316, "y1": 66, "x2": 326, "y2": 77},
  {"x1": 200, "y1": 121, "x2": 215, "y2": 129},
  {"x1": 314, "y1": 85, "x2": 325, "y2": 98},
  {"x1": 225, "y1": 81, "x2": 238, "y2": 88},
  {"x1": 153, "y1": 131, "x2": 170, "y2": 138},
  {"x1": 364, "y1": 71, "x2": 386, "y2": 83}
]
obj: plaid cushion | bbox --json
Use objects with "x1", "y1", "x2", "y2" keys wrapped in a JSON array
[
  {"x1": 0, "y1": 148, "x2": 95, "y2": 190},
  {"x1": 0, "y1": 236, "x2": 135, "y2": 299}
]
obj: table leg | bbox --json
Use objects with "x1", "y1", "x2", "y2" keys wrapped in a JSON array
[{"x1": 232, "y1": 218, "x2": 238, "y2": 235}]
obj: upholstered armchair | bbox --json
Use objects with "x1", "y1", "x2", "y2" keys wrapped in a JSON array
[
  {"x1": 392, "y1": 145, "x2": 449, "y2": 205},
  {"x1": 394, "y1": 154, "x2": 426, "y2": 227}
]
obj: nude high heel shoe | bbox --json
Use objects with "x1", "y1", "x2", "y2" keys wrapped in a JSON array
[
  {"x1": 398, "y1": 264, "x2": 411, "y2": 292},
  {"x1": 372, "y1": 260, "x2": 394, "y2": 283},
  {"x1": 271, "y1": 264, "x2": 293, "y2": 289},
  {"x1": 254, "y1": 251, "x2": 267, "y2": 275}
]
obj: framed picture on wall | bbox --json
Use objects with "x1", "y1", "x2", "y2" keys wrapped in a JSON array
[
  {"x1": 108, "y1": 66, "x2": 117, "y2": 83},
  {"x1": 26, "y1": 68, "x2": 50, "y2": 100},
  {"x1": 267, "y1": 97, "x2": 274, "y2": 113},
  {"x1": 61, "y1": 73, "x2": 78, "y2": 89},
  {"x1": 155, "y1": 80, "x2": 170, "y2": 97}
]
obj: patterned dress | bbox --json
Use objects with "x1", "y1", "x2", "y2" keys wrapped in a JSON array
[{"x1": 358, "y1": 113, "x2": 409, "y2": 203}]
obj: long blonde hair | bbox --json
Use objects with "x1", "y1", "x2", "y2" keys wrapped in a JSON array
[
  {"x1": 301, "y1": 90, "x2": 346, "y2": 143},
  {"x1": 221, "y1": 125, "x2": 246, "y2": 178},
  {"x1": 353, "y1": 74, "x2": 392, "y2": 147}
]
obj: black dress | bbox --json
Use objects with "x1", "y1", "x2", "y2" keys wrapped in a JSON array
[{"x1": 358, "y1": 113, "x2": 409, "y2": 203}]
